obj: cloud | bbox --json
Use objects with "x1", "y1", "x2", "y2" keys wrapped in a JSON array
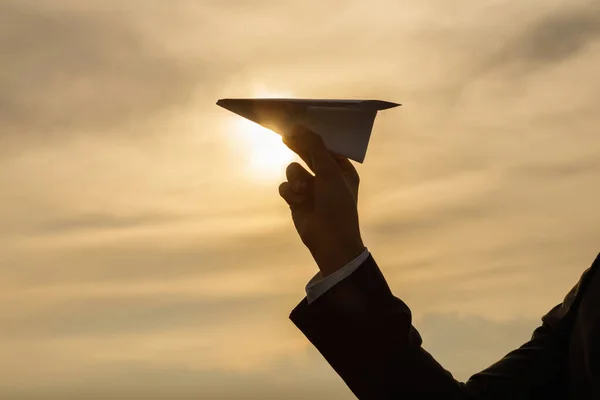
[
  {"x1": 1, "y1": 221, "x2": 304, "y2": 286},
  {"x1": 466, "y1": 2, "x2": 600, "y2": 82},
  {"x1": 0, "y1": 0, "x2": 206, "y2": 146},
  {"x1": 503, "y1": 2, "x2": 600, "y2": 66},
  {"x1": 1, "y1": 0, "x2": 600, "y2": 398},
  {"x1": 0, "y1": 362, "x2": 354, "y2": 400},
  {"x1": 0, "y1": 292, "x2": 292, "y2": 339},
  {"x1": 423, "y1": 1, "x2": 600, "y2": 108},
  {"x1": 0, "y1": 312, "x2": 541, "y2": 398},
  {"x1": 417, "y1": 313, "x2": 539, "y2": 380},
  {"x1": 29, "y1": 212, "x2": 180, "y2": 235},
  {"x1": 510, "y1": 154, "x2": 600, "y2": 179}
]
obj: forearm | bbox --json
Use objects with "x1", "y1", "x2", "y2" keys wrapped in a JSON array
[
  {"x1": 291, "y1": 255, "x2": 466, "y2": 399},
  {"x1": 291, "y1": 253, "x2": 587, "y2": 399}
]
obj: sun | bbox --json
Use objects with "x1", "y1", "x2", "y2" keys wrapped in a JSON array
[
  {"x1": 225, "y1": 88, "x2": 298, "y2": 181},
  {"x1": 231, "y1": 117, "x2": 296, "y2": 181}
]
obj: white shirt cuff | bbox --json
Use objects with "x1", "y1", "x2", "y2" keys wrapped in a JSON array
[{"x1": 305, "y1": 248, "x2": 370, "y2": 304}]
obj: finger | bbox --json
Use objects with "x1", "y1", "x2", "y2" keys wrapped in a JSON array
[
  {"x1": 286, "y1": 162, "x2": 313, "y2": 193},
  {"x1": 332, "y1": 155, "x2": 360, "y2": 202},
  {"x1": 284, "y1": 125, "x2": 340, "y2": 178},
  {"x1": 278, "y1": 181, "x2": 308, "y2": 206},
  {"x1": 282, "y1": 133, "x2": 312, "y2": 170},
  {"x1": 333, "y1": 156, "x2": 360, "y2": 185}
]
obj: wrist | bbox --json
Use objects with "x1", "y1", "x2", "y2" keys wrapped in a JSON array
[{"x1": 310, "y1": 239, "x2": 365, "y2": 277}]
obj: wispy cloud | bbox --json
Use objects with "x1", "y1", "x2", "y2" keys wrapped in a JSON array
[
  {"x1": 493, "y1": 2, "x2": 600, "y2": 68},
  {"x1": 0, "y1": 0, "x2": 215, "y2": 157},
  {"x1": 1, "y1": 0, "x2": 599, "y2": 398}
]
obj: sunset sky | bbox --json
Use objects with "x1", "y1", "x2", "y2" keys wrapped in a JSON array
[{"x1": 1, "y1": 0, "x2": 600, "y2": 398}]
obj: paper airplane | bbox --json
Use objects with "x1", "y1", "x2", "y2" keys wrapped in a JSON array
[{"x1": 216, "y1": 98, "x2": 400, "y2": 163}]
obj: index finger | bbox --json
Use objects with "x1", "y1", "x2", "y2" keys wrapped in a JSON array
[{"x1": 282, "y1": 125, "x2": 340, "y2": 178}]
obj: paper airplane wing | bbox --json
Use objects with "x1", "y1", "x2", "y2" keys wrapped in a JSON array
[{"x1": 216, "y1": 98, "x2": 400, "y2": 163}]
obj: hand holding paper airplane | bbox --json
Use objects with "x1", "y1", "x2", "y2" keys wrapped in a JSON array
[
  {"x1": 216, "y1": 98, "x2": 400, "y2": 163},
  {"x1": 278, "y1": 126, "x2": 366, "y2": 276}
]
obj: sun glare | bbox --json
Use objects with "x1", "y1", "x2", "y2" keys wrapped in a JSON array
[
  {"x1": 225, "y1": 88, "x2": 298, "y2": 181},
  {"x1": 231, "y1": 117, "x2": 296, "y2": 181}
]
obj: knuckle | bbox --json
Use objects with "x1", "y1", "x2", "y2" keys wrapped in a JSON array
[
  {"x1": 278, "y1": 181, "x2": 289, "y2": 195},
  {"x1": 286, "y1": 162, "x2": 301, "y2": 175}
]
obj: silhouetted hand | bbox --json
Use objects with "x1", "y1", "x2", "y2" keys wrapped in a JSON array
[{"x1": 279, "y1": 126, "x2": 365, "y2": 277}]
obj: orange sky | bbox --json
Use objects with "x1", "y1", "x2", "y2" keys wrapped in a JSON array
[{"x1": 1, "y1": 0, "x2": 600, "y2": 398}]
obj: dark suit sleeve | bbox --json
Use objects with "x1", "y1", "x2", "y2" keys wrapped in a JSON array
[{"x1": 290, "y1": 254, "x2": 596, "y2": 399}]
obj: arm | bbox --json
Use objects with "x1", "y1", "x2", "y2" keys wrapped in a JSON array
[
  {"x1": 291, "y1": 254, "x2": 595, "y2": 399},
  {"x1": 292, "y1": 254, "x2": 465, "y2": 399},
  {"x1": 278, "y1": 126, "x2": 590, "y2": 399},
  {"x1": 279, "y1": 127, "x2": 464, "y2": 398}
]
